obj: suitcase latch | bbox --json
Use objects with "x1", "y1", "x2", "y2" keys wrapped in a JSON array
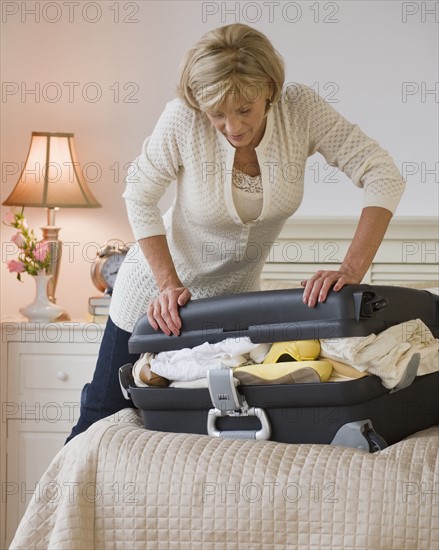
[{"x1": 206, "y1": 369, "x2": 271, "y2": 440}]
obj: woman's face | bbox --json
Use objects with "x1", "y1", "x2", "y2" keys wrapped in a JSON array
[{"x1": 205, "y1": 89, "x2": 271, "y2": 149}]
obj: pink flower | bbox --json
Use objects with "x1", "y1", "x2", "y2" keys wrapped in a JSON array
[
  {"x1": 34, "y1": 241, "x2": 49, "y2": 262},
  {"x1": 11, "y1": 232, "x2": 26, "y2": 247},
  {"x1": 3, "y1": 211, "x2": 16, "y2": 224},
  {"x1": 7, "y1": 260, "x2": 25, "y2": 273}
]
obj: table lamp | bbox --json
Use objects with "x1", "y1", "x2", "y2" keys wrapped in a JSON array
[{"x1": 2, "y1": 132, "x2": 101, "y2": 316}]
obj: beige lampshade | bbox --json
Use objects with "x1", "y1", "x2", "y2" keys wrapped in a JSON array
[{"x1": 2, "y1": 132, "x2": 101, "y2": 208}]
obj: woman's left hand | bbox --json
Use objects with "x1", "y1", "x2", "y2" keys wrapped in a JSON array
[
  {"x1": 301, "y1": 207, "x2": 393, "y2": 307},
  {"x1": 301, "y1": 267, "x2": 362, "y2": 307}
]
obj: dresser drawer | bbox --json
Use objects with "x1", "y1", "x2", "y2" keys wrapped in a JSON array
[
  {"x1": 1, "y1": 321, "x2": 104, "y2": 550},
  {"x1": 6, "y1": 341, "x2": 99, "y2": 421}
]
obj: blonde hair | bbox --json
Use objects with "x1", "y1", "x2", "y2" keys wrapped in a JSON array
[{"x1": 178, "y1": 24, "x2": 285, "y2": 111}]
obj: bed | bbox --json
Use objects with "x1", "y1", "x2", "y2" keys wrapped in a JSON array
[
  {"x1": 10, "y1": 408, "x2": 438, "y2": 550},
  {"x1": 10, "y1": 283, "x2": 439, "y2": 549}
]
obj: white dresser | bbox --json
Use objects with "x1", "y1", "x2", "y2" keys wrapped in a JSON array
[{"x1": 0, "y1": 319, "x2": 103, "y2": 549}]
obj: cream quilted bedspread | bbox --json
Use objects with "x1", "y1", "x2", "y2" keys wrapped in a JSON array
[{"x1": 10, "y1": 410, "x2": 438, "y2": 550}]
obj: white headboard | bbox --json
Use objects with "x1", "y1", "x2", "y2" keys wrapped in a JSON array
[{"x1": 262, "y1": 217, "x2": 438, "y2": 286}]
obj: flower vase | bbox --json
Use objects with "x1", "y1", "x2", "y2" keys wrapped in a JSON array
[{"x1": 19, "y1": 273, "x2": 64, "y2": 322}]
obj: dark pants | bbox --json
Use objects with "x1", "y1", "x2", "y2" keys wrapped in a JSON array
[{"x1": 66, "y1": 316, "x2": 140, "y2": 444}]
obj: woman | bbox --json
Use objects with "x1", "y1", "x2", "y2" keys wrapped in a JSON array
[{"x1": 67, "y1": 23, "x2": 404, "y2": 442}]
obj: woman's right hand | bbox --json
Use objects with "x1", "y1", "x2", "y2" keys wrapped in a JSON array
[{"x1": 147, "y1": 286, "x2": 192, "y2": 336}]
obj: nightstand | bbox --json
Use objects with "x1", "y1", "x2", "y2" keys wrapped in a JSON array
[{"x1": 0, "y1": 318, "x2": 104, "y2": 549}]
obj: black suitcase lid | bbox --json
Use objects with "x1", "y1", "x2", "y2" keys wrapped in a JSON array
[{"x1": 128, "y1": 284, "x2": 438, "y2": 353}]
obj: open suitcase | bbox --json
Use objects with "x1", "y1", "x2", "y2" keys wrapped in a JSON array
[{"x1": 119, "y1": 285, "x2": 439, "y2": 452}]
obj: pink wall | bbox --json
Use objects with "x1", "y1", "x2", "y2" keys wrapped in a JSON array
[{"x1": 1, "y1": 1, "x2": 437, "y2": 319}]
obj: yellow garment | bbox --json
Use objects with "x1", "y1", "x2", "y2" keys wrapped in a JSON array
[
  {"x1": 263, "y1": 340, "x2": 321, "y2": 364},
  {"x1": 234, "y1": 360, "x2": 333, "y2": 385}
]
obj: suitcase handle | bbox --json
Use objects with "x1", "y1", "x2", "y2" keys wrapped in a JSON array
[
  {"x1": 354, "y1": 290, "x2": 389, "y2": 319},
  {"x1": 207, "y1": 406, "x2": 271, "y2": 440},
  {"x1": 206, "y1": 369, "x2": 272, "y2": 440}
]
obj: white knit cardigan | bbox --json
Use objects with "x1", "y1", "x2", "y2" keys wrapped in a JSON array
[{"x1": 110, "y1": 84, "x2": 405, "y2": 331}]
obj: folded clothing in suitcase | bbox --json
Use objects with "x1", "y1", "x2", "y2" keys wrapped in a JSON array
[{"x1": 121, "y1": 285, "x2": 439, "y2": 451}]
